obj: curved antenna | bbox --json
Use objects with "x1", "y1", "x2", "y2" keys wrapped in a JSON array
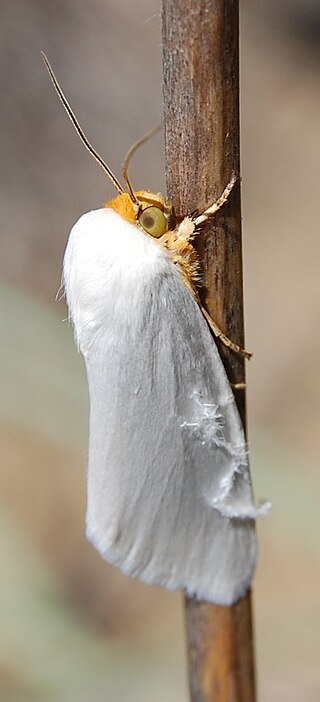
[
  {"x1": 121, "y1": 124, "x2": 162, "y2": 205},
  {"x1": 41, "y1": 52, "x2": 124, "y2": 195}
]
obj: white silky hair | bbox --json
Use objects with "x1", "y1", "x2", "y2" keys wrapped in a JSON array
[{"x1": 63, "y1": 207, "x2": 268, "y2": 605}]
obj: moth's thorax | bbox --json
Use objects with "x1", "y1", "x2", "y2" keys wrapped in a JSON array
[
  {"x1": 63, "y1": 207, "x2": 169, "y2": 351},
  {"x1": 105, "y1": 192, "x2": 199, "y2": 293}
]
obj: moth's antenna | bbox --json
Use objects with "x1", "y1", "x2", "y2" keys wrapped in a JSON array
[
  {"x1": 121, "y1": 124, "x2": 162, "y2": 205},
  {"x1": 41, "y1": 52, "x2": 124, "y2": 195}
]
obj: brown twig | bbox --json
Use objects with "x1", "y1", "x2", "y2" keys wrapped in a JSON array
[{"x1": 162, "y1": 1, "x2": 256, "y2": 700}]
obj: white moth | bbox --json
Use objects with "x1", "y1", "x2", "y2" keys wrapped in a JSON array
[{"x1": 43, "y1": 54, "x2": 269, "y2": 605}]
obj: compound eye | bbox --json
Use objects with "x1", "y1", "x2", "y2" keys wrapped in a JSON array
[{"x1": 138, "y1": 206, "x2": 168, "y2": 238}]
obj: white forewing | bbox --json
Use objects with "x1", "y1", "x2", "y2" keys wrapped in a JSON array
[{"x1": 63, "y1": 207, "x2": 266, "y2": 605}]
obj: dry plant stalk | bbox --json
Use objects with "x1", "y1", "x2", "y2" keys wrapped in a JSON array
[{"x1": 162, "y1": 1, "x2": 256, "y2": 700}]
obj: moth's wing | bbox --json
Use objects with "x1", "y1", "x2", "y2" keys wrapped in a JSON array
[{"x1": 84, "y1": 262, "x2": 265, "y2": 605}]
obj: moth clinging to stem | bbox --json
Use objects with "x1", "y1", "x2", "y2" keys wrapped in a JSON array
[{"x1": 42, "y1": 52, "x2": 269, "y2": 605}]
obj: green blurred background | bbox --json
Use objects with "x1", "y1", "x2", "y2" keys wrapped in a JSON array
[{"x1": 1, "y1": 0, "x2": 320, "y2": 700}]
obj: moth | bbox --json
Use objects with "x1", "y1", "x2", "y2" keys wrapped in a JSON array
[{"x1": 43, "y1": 53, "x2": 268, "y2": 605}]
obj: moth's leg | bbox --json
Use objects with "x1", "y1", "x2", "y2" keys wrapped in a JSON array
[
  {"x1": 194, "y1": 173, "x2": 237, "y2": 226},
  {"x1": 201, "y1": 305, "x2": 252, "y2": 360},
  {"x1": 161, "y1": 174, "x2": 239, "y2": 295}
]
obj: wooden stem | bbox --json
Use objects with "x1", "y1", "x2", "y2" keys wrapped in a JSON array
[{"x1": 162, "y1": 1, "x2": 256, "y2": 700}]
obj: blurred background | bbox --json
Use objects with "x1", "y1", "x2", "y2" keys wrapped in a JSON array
[{"x1": 1, "y1": 0, "x2": 320, "y2": 700}]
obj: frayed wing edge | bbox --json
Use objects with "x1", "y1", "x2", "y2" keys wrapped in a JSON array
[{"x1": 211, "y1": 499, "x2": 272, "y2": 520}]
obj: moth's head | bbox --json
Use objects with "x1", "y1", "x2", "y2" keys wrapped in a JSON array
[{"x1": 106, "y1": 190, "x2": 174, "y2": 239}]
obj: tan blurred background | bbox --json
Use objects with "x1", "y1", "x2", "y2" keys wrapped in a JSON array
[{"x1": 1, "y1": 1, "x2": 320, "y2": 700}]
